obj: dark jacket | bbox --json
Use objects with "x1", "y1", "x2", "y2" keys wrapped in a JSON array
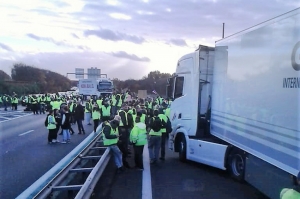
[
  {"x1": 61, "y1": 112, "x2": 71, "y2": 129},
  {"x1": 103, "y1": 120, "x2": 119, "y2": 139},
  {"x1": 74, "y1": 104, "x2": 84, "y2": 120}
]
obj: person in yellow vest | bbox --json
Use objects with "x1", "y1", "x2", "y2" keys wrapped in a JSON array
[
  {"x1": 101, "y1": 100, "x2": 112, "y2": 122},
  {"x1": 280, "y1": 172, "x2": 300, "y2": 199},
  {"x1": 117, "y1": 107, "x2": 131, "y2": 168},
  {"x1": 92, "y1": 105, "x2": 101, "y2": 133},
  {"x1": 39, "y1": 95, "x2": 46, "y2": 114},
  {"x1": 102, "y1": 115, "x2": 125, "y2": 173},
  {"x1": 158, "y1": 108, "x2": 168, "y2": 160},
  {"x1": 46, "y1": 110, "x2": 57, "y2": 144},
  {"x1": 116, "y1": 93, "x2": 123, "y2": 112},
  {"x1": 111, "y1": 94, "x2": 117, "y2": 115},
  {"x1": 148, "y1": 109, "x2": 166, "y2": 164},
  {"x1": 130, "y1": 116, "x2": 147, "y2": 170},
  {"x1": 96, "y1": 96, "x2": 103, "y2": 108},
  {"x1": 12, "y1": 94, "x2": 18, "y2": 111},
  {"x1": 85, "y1": 99, "x2": 92, "y2": 125},
  {"x1": 31, "y1": 95, "x2": 39, "y2": 114}
]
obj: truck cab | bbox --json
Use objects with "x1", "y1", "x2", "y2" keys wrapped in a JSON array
[{"x1": 167, "y1": 45, "x2": 228, "y2": 169}]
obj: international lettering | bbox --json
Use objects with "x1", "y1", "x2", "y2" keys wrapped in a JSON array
[{"x1": 283, "y1": 77, "x2": 300, "y2": 88}]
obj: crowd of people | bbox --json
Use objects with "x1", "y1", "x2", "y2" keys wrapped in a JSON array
[{"x1": 43, "y1": 91, "x2": 172, "y2": 172}]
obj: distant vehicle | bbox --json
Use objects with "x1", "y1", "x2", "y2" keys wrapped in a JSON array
[
  {"x1": 167, "y1": 8, "x2": 299, "y2": 199},
  {"x1": 78, "y1": 78, "x2": 113, "y2": 97}
]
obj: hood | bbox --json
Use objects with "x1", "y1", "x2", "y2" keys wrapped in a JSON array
[{"x1": 135, "y1": 122, "x2": 146, "y2": 129}]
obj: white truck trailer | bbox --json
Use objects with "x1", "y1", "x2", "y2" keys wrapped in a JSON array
[
  {"x1": 78, "y1": 78, "x2": 113, "y2": 97},
  {"x1": 167, "y1": 8, "x2": 299, "y2": 199}
]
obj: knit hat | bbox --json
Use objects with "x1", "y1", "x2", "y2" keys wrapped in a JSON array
[{"x1": 113, "y1": 115, "x2": 121, "y2": 122}]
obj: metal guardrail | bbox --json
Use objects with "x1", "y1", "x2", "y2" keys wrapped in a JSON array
[{"x1": 16, "y1": 125, "x2": 110, "y2": 199}]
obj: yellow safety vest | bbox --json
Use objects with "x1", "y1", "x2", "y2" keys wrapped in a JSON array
[
  {"x1": 118, "y1": 110, "x2": 128, "y2": 126},
  {"x1": 102, "y1": 105, "x2": 111, "y2": 117},
  {"x1": 102, "y1": 123, "x2": 119, "y2": 146}
]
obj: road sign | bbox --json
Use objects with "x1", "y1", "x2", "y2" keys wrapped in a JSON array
[
  {"x1": 75, "y1": 68, "x2": 84, "y2": 79},
  {"x1": 87, "y1": 67, "x2": 101, "y2": 79}
]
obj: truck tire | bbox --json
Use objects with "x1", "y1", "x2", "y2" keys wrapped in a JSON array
[
  {"x1": 178, "y1": 135, "x2": 187, "y2": 162},
  {"x1": 227, "y1": 149, "x2": 245, "y2": 182}
]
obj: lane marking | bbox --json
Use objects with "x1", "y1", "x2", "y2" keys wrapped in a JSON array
[
  {"x1": 0, "y1": 113, "x2": 33, "y2": 123},
  {"x1": 142, "y1": 144, "x2": 152, "y2": 199},
  {"x1": 19, "y1": 130, "x2": 34, "y2": 136}
]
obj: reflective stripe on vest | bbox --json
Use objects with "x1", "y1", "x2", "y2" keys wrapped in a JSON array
[{"x1": 118, "y1": 110, "x2": 127, "y2": 126}]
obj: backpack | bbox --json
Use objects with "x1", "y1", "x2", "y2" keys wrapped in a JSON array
[
  {"x1": 151, "y1": 116, "x2": 163, "y2": 132},
  {"x1": 44, "y1": 115, "x2": 49, "y2": 127}
]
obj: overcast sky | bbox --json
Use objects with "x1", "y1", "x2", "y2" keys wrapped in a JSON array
[{"x1": 0, "y1": 0, "x2": 299, "y2": 80}]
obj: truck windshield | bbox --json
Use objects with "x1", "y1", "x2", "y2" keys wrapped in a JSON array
[{"x1": 98, "y1": 82, "x2": 113, "y2": 91}]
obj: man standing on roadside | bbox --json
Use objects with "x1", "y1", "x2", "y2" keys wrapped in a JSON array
[{"x1": 74, "y1": 100, "x2": 85, "y2": 134}]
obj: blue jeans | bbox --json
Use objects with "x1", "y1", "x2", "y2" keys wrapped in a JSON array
[
  {"x1": 109, "y1": 145, "x2": 123, "y2": 168},
  {"x1": 148, "y1": 135, "x2": 161, "y2": 161},
  {"x1": 62, "y1": 129, "x2": 70, "y2": 141}
]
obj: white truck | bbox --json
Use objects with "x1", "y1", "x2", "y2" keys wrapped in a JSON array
[
  {"x1": 167, "y1": 8, "x2": 299, "y2": 199},
  {"x1": 78, "y1": 78, "x2": 113, "y2": 97}
]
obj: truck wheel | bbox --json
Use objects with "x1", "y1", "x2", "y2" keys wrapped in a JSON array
[
  {"x1": 178, "y1": 135, "x2": 187, "y2": 162},
  {"x1": 227, "y1": 149, "x2": 245, "y2": 181}
]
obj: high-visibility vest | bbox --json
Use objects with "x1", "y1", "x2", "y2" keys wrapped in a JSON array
[
  {"x1": 280, "y1": 188, "x2": 300, "y2": 199},
  {"x1": 141, "y1": 114, "x2": 146, "y2": 123},
  {"x1": 102, "y1": 105, "x2": 111, "y2": 117},
  {"x1": 40, "y1": 97, "x2": 45, "y2": 104},
  {"x1": 117, "y1": 110, "x2": 127, "y2": 126},
  {"x1": 92, "y1": 110, "x2": 101, "y2": 120},
  {"x1": 102, "y1": 123, "x2": 119, "y2": 146},
  {"x1": 111, "y1": 95, "x2": 117, "y2": 106},
  {"x1": 46, "y1": 96, "x2": 51, "y2": 102},
  {"x1": 117, "y1": 94, "x2": 122, "y2": 107},
  {"x1": 130, "y1": 123, "x2": 147, "y2": 146},
  {"x1": 158, "y1": 113, "x2": 167, "y2": 133},
  {"x1": 85, "y1": 102, "x2": 92, "y2": 113},
  {"x1": 31, "y1": 98, "x2": 37, "y2": 104},
  {"x1": 165, "y1": 108, "x2": 171, "y2": 118},
  {"x1": 149, "y1": 116, "x2": 162, "y2": 136},
  {"x1": 96, "y1": 99, "x2": 103, "y2": 107},
  {"x1": 47, "y1": 115, "x2": 56, "y2": 130}
]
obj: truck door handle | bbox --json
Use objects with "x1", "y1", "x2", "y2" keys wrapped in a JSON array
[{"x1": 178, "y1": 113, "x2": 182, "y2": 119}]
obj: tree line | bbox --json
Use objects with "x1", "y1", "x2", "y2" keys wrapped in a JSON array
[{"x1": 0, "y1": 63, "x2": 171, "y2": 96}]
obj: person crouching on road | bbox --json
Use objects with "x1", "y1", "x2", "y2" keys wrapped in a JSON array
[
  {"x1": 92, "y1": 105, "x2": 101, "y2": 133},
  {"x1": 130, "y1": 116, "x2": 147, "y2": 170},
  {"x1": 102, "y1": 115, "x2": 124, "y2": 173},
  {"x1": 61, "y1": 106, "x2": 71, "y2": 143},
  {"x1": 47, "y1": 110, "x2": 57, "y2": 144}
]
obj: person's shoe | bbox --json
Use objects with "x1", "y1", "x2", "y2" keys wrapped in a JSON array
[
  {"x1": 52, "y1": 139, "x2": 57, "y2": 143},
  {"x1": 134, "y1": 166, "x2": 143, "y2": 171},
  {"x1": 88, "y1": 123, "x2": 92, "y2": 125},
  {"x1": 61, "y1": 141, "x2": 67, "y2": 144},
  {"x1": 159, "y1": 157, "x2": 165, "y2": 160},
  {"x1": 150, "y1": 160, "x2": 156, "y2": 164}
]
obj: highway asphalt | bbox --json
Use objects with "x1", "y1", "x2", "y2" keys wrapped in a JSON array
[
  {"x1": 94, "y1": 143, "x2": 269, "y2": 199},
  {"x1": 0, "y1": 108, "x2": 94, "y2": 199}
]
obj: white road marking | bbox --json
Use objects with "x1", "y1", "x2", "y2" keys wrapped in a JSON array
[
  {"x1": 19, "y1": 130, "x2": 34, "y2": 136},
  {"x1": 142, "y1": 144, "x2": 152, "y2": 199},
  {"x1": 0, "y1": 113, "x2": 33, "y2": 123}
]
